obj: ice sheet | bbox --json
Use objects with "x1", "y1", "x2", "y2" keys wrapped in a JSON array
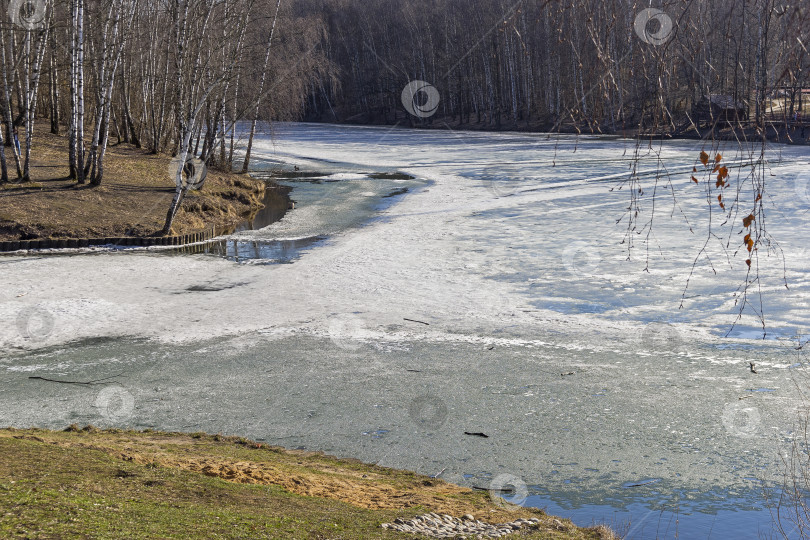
[
  {"x1": 2, "y1": 124, "x2": 809, "y2": 359},
  {"x1": 2, "y1": 123, "x2": 809, "y2": 538}
]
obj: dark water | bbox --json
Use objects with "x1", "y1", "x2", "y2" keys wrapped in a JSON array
[
  {"x1": 195, "y1": 236, "x2": 326, "y2": 263},
  {"x1": 234, "y1": 185, "x2": 291, "y2": 232},
  {"x1": 524, "y1": 492, "x2": 789, "y2": 539},
  {"x1": 1, "y1": 333, "x2": 800, "y2": 540},
  {"x1": 159, "y1": 185, "x2": 325, "y2": 263},
  {"x1": 185, "y1": 167, "x2": 423, "y2": 263}
]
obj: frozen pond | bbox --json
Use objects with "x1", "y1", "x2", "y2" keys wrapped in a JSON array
[{"x1": 2, "y1": 123, "x2": 810, "y2": 538}]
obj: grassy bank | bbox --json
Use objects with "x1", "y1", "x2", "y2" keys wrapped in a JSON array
[
  {"x1": 0, "y1": 128, "x2": 268, "y2": 241},
  {"x1": 0, "y1": 427, "x2": 616, "y2": 539}
]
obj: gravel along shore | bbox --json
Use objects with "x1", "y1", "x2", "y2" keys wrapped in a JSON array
[{"x1": 382, "y1": 513, "x2": 543, "y2": 538}]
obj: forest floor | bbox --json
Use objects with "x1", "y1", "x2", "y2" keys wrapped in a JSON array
[
  {"x1": 0, "y1": 127, "x2": 268, "y2": 241},
  {"x1": 0, "y1": 427, "x2": 616, "y2": 539}
]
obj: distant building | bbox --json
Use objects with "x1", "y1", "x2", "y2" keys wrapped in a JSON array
[
  {"x1": 771, "y1": 87, "x2": 810, "y2": 98},
  {"x1": 692, "y1": 95, "x2": 748, "y2": 126}
]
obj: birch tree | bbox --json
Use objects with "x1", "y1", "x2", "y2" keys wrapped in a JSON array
[
  {"x1": 240, "y1": 0, "x2": 281, "y2": 173},
  {"x1": 69, "y1": 0, "x2": 86, "y2": 182},
  {"x1": 161, "y1": 0, "x2": 253, "y2": 233},
  {"x1": 1, "y1": 0, "x2": 51, "y2": 182},
  {"x1": 19, "y1": 9, "x2": 50, "y2": 181},
  {"x1": 86, "y1": 0, "x2": 138, "y2": 185},
  {"x1": 0, "y1": 9, "x2": 23, "y2": 179},
  {"x1": 0, "y1": 99, "x2": 6, "y2": 182}
]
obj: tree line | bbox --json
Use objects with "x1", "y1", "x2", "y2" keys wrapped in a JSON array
[
  {"x1": 2, "y1": 0, "x2": 808, "y2": 232},
  {"x1": 301, "y1": 0, "x2": 809, "y2": 134}
]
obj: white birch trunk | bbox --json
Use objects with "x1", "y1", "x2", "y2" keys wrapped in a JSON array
[
  {"x1": 22, "y1": 22, "x2": 50, "y2": 181},
  {"x1": 241, "y1": 0, "x2": 282, "y2": 173},
  {"x1": 76, "y1": 0, "x2": 86, "y2": 182},
  {"x1": 0, "y1": 21, "x2": 22, "y2": 179}
]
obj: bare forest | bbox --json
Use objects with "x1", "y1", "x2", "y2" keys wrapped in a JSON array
[
  {"x1": 1, "y1": 0, "x2": 809, "y2": 232},
  {"x1": 303, "y1": 0, "x2": 810, "y2": 136},
  {"x1": 1, "y1": 0, "x2": 331, "y2": 231}
]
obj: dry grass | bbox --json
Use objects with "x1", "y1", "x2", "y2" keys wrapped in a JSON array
[
  {"x1": 0, "y1": 127, "x2": 266, "y2": 241},
  {"x1": 0, "y1": 427, "x2": 617, "y2": 539}
]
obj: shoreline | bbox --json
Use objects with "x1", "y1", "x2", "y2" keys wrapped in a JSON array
[
  {"x1": 0, "y1": 186, "x2": 283, "y2": 254},
  {"x1": 0, "y1": 426, "x2": 617, "y2": 539},
  {"x1": 305, "y1": 117, "x2": 810, "y2": 146},
  {"x1": 0, "y1": 128, "x2": 276, "y2": 246}
]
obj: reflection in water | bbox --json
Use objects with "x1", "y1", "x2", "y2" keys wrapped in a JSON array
[
  {"x1": 160, "y1": 184, "x2": 323, "y2": 263},
  {"x1": 234, "y1": 185, "x2": 291, "y2": 232},
  {"x1": 162, "y1": 168, "x2": 421, "y2": 264},
  {"x1": 161, "y1": 235, "x2": 324, "y2": 263},
  {"x1": 203, "y1": 236, "x2": 325, "y2": 263}
]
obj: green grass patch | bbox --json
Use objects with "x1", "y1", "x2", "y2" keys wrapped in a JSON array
[{"x1": 0, "y1": 428, "x2": 615, "y2": 539}]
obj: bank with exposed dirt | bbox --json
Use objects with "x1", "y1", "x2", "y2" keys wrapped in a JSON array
[{"x1": 0, "y1": 128, "x2": 272, "y2": 242}]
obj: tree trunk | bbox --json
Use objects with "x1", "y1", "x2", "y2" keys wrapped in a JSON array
[
  {"x1": 0, "y1": 130, "x2": 6, "y2": 182},
  {"x1": 76, "y1": 0, "x2": 86, "y2": 183},
  {"x1": 49, "y1": 21, "x2": 59, "y2": 135},
  {"x1": 0, "y1": 22, "x2": 23, "y2": 179},
  {"x1": 0, "y1": 109, "x2": 6, "y2": 182},
  {"x1": 22, "y1": 23, "x2": 50, "y2": 182},
  {"x1": 241, "y1": 0, "x2": 282, "y2": 173}
]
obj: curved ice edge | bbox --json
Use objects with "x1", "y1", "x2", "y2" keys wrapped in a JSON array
[
  {"x1": 226, "y1": 234, "x2": 327, "y2": 242},
  {"x1": 227, "y1": 169, "x2": 432, "y2": 245}
]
